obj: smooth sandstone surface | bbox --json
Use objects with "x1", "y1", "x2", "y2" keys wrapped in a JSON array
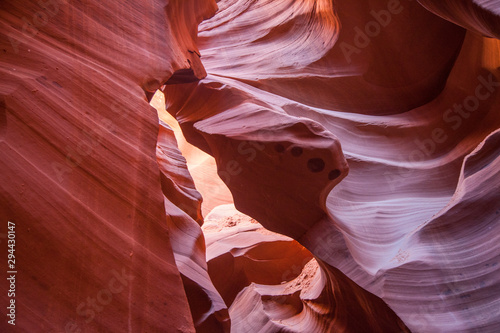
[
  {"x1": 203, "y1": 205, "x2": 409, "y2": 332},
  {"x1": 156, "y1": 120, "x2": 230, "y2": 332},
  {"x1": 164, "y1": 0, "x2": 500, "y2": 332},
  {"x1": 152, "y1": 91, "x2": 233, "y2": 216},
  {"x1": 0, "y1": 0, "x2": 219, "y2": 331},
  {"x1": 1, "y1": 0, "x2": 500, "y2": 332}
]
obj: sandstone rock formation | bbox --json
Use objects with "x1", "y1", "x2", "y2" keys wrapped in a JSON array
[
  {"x1": 164, "y1": 0, "x2": 500, "y2": 332},
  {"x1": 417, "y1": 0, "x2": 500, "y2": 39},
  {"x1": 1, "y1": 0, "x2": 500, "y2": 332},
  {"x1": 203, "y1": 205, "x2": 409, "y2": 332},
  {"x1": 0, "y1": 0, "x2": 219, "y2": 331},
  {"x1": 157, "y1": 120, "x2": 230, "y2": 332}
]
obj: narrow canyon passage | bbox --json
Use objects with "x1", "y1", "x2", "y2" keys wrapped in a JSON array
[
  {"x1": 1, "y1": 0, "x2": 499, "y2": 332},
  {"x1": 159, "y1": 0, "x2": 500, "y2": 332}
]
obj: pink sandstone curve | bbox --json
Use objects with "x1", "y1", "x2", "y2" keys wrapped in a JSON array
[
  {"x1": 156, "y1": 120, "x2": 230, "y2": 332},
  {"x1": 152, "y1": 92, "x2": 234, "y2": 216},
  {"x1": 202, "y1": 205, "x2": 314, "y2": 307},
  {"x1": 203, "y1": 205, "x2": 409, "y2": 332},
  {"x1": 163, "y1": 0, "x2": 500, "y2": 332},
  {"x1": 1, "y1": 0, "x2": 500, "y2": 332},
  {"x1": 0, "y1": 0, "x2": 221, "y2": 332}
]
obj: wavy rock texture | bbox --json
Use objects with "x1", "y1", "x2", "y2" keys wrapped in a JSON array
[
  {"x1": 164, "y1": 0, "x2": 500, "y2": 332},
  {"x1": 2, "y1": 0, "x2": 500, "y2": 332},
  {"x1": 203, "y1": 205, "x2": 409, "y2": 332},
  {"x1": 0, "y1": 0, "x2": 219, "y2": 331},
  {"x1": 156, "y1": 120, "x2": 230, "y2": 332},
  {"x1": 152, "y1": 92, "x2": 233, "y2": 215},
  {"x1": 202, "y1": 205, "x2": 314, "y2": 307}
]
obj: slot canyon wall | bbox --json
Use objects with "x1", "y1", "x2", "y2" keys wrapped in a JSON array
[{"x1": 1, "y1": 0, "x2": 499, "y2": 332}]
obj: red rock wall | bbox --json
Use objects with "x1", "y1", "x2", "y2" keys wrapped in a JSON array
[
  {"x1": 157, "y1": 120, "x2": 230, "y2": 332},
  {"x1": 0, "y1": 0, "x2": 217, "y2": 331}
]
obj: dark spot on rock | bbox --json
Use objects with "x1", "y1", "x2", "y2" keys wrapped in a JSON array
[
  {"x1": 328, "y1": 169, "x2": 341, "y2": 180},
  {"x1": 291, "y1": 146, "x2": 303, "y2": 157},
  {"x1": 307, "y1": 158, "x2": 325, "y2": 172},
  {"x1": 442, "y1": 288, "x2": 452, "y2": 295},
  {"x1": 274, "y1": 143, "x2": 285, "y2": 153}
]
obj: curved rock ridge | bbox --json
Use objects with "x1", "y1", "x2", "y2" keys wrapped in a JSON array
[
  {"x1": 305, "y1": 32, "x2": 500, "y2": 332},
  {"x1": 156, "y1": 120, "x2": 230, "y2": 332},
  {"x1": 197, "y1": 0, "x2": 340, "y2": 71},
  {"x1": 203, "y1": 205, "x2": 410, "y2": 332},
  {"x1": 202, "y1": 204, "x2": 314, "y2": 307},
  {"x1": 164, "y1": 77, "x2": 350, "y2": 239},
  {"x1": 164, "y1": 0, "x2": 500, "y2": 332},
  {"x1": 0, "y1": 0, "x2": 217, "y2": 331},
  {"x1": 417, "y1": 0, "x2": 500, "y2": 39},
  {"x1": 197, "y1": 0, "x2": 466, "y2": 114},
  {"x1": 2, "y1": 0, "x2": 500, "y2": 331},
  {"x1": 152, "y1": 91, "x2": 233, "y2": 215}
]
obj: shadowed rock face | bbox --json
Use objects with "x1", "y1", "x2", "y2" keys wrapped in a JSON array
[
  {"x1": 1, "y1": 0, "x2": 500, "y2": 332},
  {"x1": 417, "y1": 0, "x2": 500, "y2": 39}
]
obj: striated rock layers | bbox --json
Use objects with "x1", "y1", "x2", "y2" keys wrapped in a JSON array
[
  {"x1": 164, "y1": 0, "x2": 500, "y2": 332},
  {"x1": 203, "y1": 205, "x2": 409, "y2": 332},
  {"x1": 156, "y1": 120, "x2": 230, "y2": 332},
  {"x1": 1, "y1": 0, "x2": 500, "y2": 332},
  {"x1": 0, "y1": 0, "x2": 222, "y2": 331}
]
